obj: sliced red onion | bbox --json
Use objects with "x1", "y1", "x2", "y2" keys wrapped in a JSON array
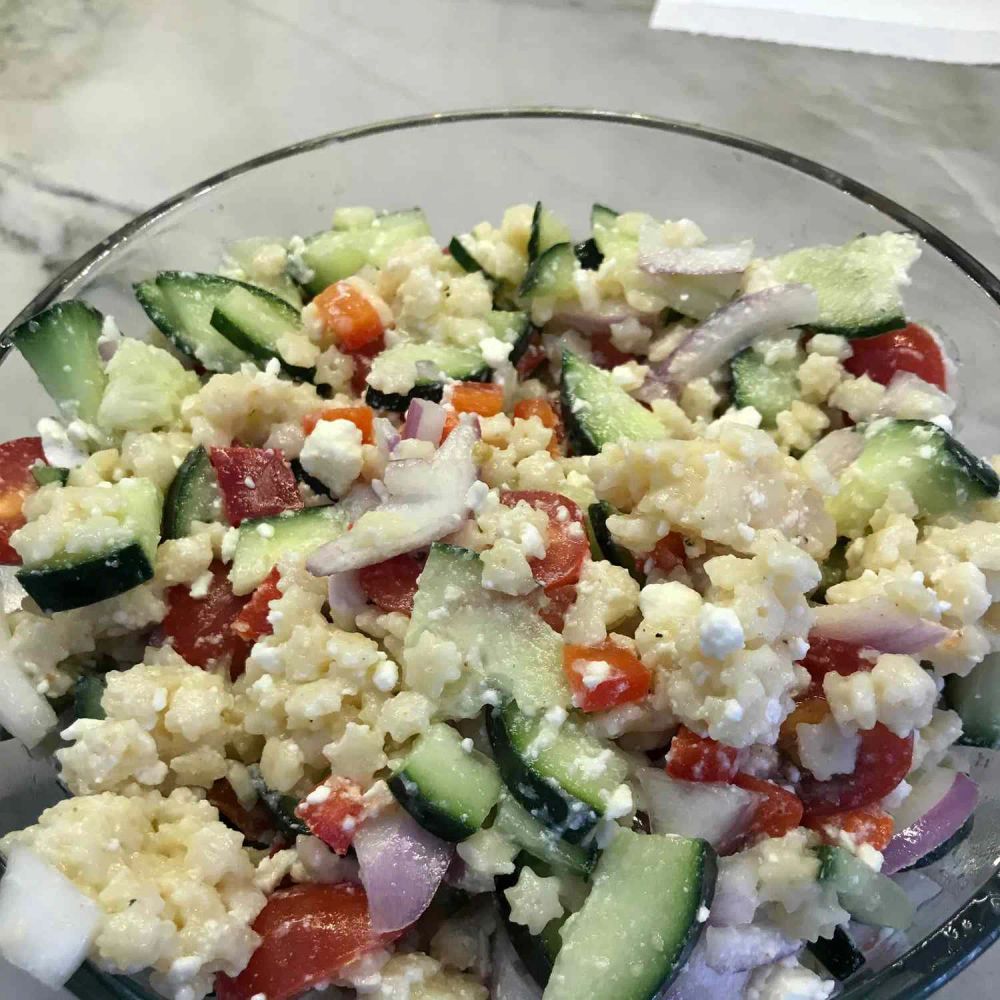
[
  {"x1": 639, "y1": 284, "x2": 818, "y2": 400},
  {"x1": 353, "y1": 806, "x2": 453, "y2": 934},
  {"x1": 891, "y1": 870, "x2": 942, "y2": 910},
  {"x1": 549, "y1": 303, "x2": 657, "y2": 336},
  {"x1": 0, "y1": 643, "x2": 57, "y2": 749},
  {"x1": 338, "y1": 483, "x2": 380, "y2": 522},
  {"x1": 811, "y1": 598, "x2": 952, "y2": 653},
  {"x1": 802, "y1": 427, "x2": 864, "y2": 480},
  {"x1": 492, "y1": 925, "x2": 542, "y2": 1000},
  {"x1": 882, "y1": 770, "x2": 978, "y2": 875},
  {"x1": 657, "y1": 944, "x2": 750, "y2": 1000},
  {"x1": 637, "y1": 768, "x2": 762, "y2": 854},
  {"x1": 702, "y1": 924, "x2": 801, "y2": 973},
  {"x1": 639, "y1": 240, "x2": 755, "y2": 277},
  {"x1": 327, "y1": 571, "x2": 368, "y2": 628},
  {"x1": 374, "y1": 417, "x2": 401, "y2": 456},
  {"x1": 402, "y1": 399, "x2": 446, "y2": 444},
  {"x1": 308, "y1": 419, "x2": 478, "y2": 575}
]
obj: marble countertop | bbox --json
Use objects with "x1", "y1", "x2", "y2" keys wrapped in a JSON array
[{"x1": 1, "y1": 0, "x2": 997, "y2": 996}]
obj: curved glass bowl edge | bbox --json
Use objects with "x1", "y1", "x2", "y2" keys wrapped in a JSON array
[{"x1": 1, "y1": 107, "x2": 998, "y2": 999}]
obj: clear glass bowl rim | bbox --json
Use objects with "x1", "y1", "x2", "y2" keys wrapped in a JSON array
[{"x1": 2, "y1": 106, "x2": 998, "y2": 999}]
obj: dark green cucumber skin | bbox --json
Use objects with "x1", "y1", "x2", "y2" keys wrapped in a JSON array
[
  {"x1": 519, "y1": 242, "x2": 573, "y2": 298},
  {"x1": 387, "y1": 770, "x2": 477, "y2": 843},
  {"x1": 527, "y1": 201, "x2": 545, "y2": 263},
  {"x1": 247, "y1": 765, "x2": 309, "y2": 837},
  {"x1": 574, "y1": 238, "x2": 603, "y2": 270},
  {"x1": 486, "y1": 706, "x2": 599, "y2": 846},
  {"x1": 162, "y1": 445, "x2": 219, "y2": 539},
  {"x1": 665, "y1": 844, "x2": 718, "y2": 996},
  {"x1": 291, "y1": 458, "x2": 331, "y2": 498},
  {"x1": 813, "y1": 539, "x2": 848, "y2": 602},
  {"x1": 504, "y1": 315, "x2": 536, "y2": 367},
  {"x1": 73, "y1": 674, "x2": 106, "y2": 720},
  {"x1": 365, "y1": 370, "x2": 490, "y2": 413},
  {"x1": 208, "y1": 306, "x2": 315, "y2": 382},
  {"x1": 824, "y1": 316, "x2": 907, "y2": 340},
  {"x1": 925, "y1": 422, "x2": 1000, "y2": 498},
  {"x1": 561, "y1": 398, "x2": 599, "y2": 456},
  {"x1": 31, "y1": 466, "x2": 69, "y2": 487},
  {"x1": 903, "y1": 815, "x2": 974, "y2": 870},
  {"x1": 448, "y1": 237, "x2": 492, "y2": 279},
  {"x1": 496, "y1": 858, "x2": 564, "y2": 987},
  {"x1": 807, "y1": 927, "x2": 866, "y2": 980},
  {"x1": 587, "y1": 502, "x2": 644, "y2": 584},
  {"x1": 17, "y1": 543, "x2": 154, "y2": 614}
]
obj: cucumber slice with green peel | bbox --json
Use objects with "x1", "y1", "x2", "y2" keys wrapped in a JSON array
[
  {"x1": 747, "y1": 232, "x2": 920, "y2": 337},
  {"x1": 586, "y1": 501, "x2": 644, "y2": 584},
  {"x1": 828, "y1": 419, "x2": 999, "y2": 536},
  {"x1": 519, "y1": 243, "x2": 578, "y2": 299},
  {"x1": 493, "y1": 793, "x2": 596, "y2": 877},
  {"x1": 162, "y1": 446, "x2": 222, "y2": 540},
  {"x1": 73, "y1": 673, "x2": 106, "y2": 721},
  {"x1": 945, "y1": 652, "x2": 1000, "y2": 749},
  {"x1": 300, "y1": 208, "x2": 432, "y2": 294},
  {"x1": 210, "y1": 285, "x2": 314, "y2": 380},
  {"x1": 560, "y1": 351, "x2": 666, "y2": 455},
  {"x1": 407, "y1": 544, "x2": 570, "y2": 714},
  {"x1": 813, "y1": 539, "x2": 848, "y2": 601},
  {"x1": 448, "y1": 236, "x2": 495, "y2": 280},
  {"x1": 729, "y1": 344, "x2": 804, "y2": 428},
  {"x1": 590, "y1": 203, "x2": 621, "y2": 257},
  {"x1": 544, "y1": 830, "x2": 716, "y2": 1000},
  {"x1": 487, "y1": 701, "x2": 628, "y2": 845},
  {"x1": 10, "y1": 300, "x2": 108, "y2": 424},
  {"x1": 817, "y1": 845, "x2": 914, "y2": 929},
  {"x1": 225, "y1": 237, "x2": 304, "y2": 308},
  {"x1": 31, "y1": 465, "x2": 68, "y2": 487},
  {"x1": 388, "y1": 723, "x2": 502, "y2": 841},
  {"x1": 365, "y1": 342, "x2": 490, "y2": 411},
  {"x1": 528, "y1": 202, "x2": 572, "y2": 263},
  {"x1": 247, "y1": 764, "x2": 309, "y2": 838},
  {"x1": 135, "y1": 273, "x2": 256, "y2": 373},
  {"x1": 484, "y1": 310, "x2": 534, "y2": 365},
  {"x1": 229, "y1": 505, "x2": 350, "y2": 595},
  {"x1": 807, "y1": 926, "x2": 866, "y2": 981}
]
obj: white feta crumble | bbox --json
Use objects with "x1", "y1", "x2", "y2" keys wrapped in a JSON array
[
  {"x1": 299, "y1": 418, "x2": 364, "y2": 498},
  {"x1": 479, "y1": 336, "x2": 513, "y2": 368},
  {"x1": 697, "y1": 604, "x2": 745, "y2": 660}
]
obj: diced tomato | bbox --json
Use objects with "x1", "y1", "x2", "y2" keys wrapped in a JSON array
[
  {"x1": 207, "y1": 778, "x2": 276, "y2": 846},
  {"x1": 294, "y1": 776, "x2": 366, "y2": 855},
  {"x1": 777, "y1": 696, "x2": 830, "y2": 766},
  {"x1": 798, "y1": 724, "x2": 913, "y2": 820},
  {"x1": 666, "y1": 726, "x2": 742, "y2": 783},
  {"x1": 539, "y1": 582, "x2": 577, "y2": 631},
  {"x1": 799, "y1": 636, "x2": 873, "y2": 698},
  {"x1": 302, "y1": 405, "x2": 375, "y2": 443},
  {"x1": 232, "y1": 568, "x2": 282, "y2": 643},
  {"x1": 210, "y1": 446, "x2": 303, "y2": 526},
  {"x1": 215, "y1": 883, "x2": 391, "y2": 1000},
  {"x1": 590, "y1": 331, "x2": 634, "y2": 369},
  {"x1": 440, "y1": 411, "x2": 460, "y2": 441},
  {"x1": 451, "y1": 381, "x2": 504, "y2": 417},
  {"x1": 0, "y1": 437, "x2": 45, "y2": 565},
  {"x1": 651, "y1": 532, "x2": 686, "y2": 575},
  {"x1": 734, "y1": 773, "x2": 804, "y2": 839},
  {"x1": 357, "y1": 553, "x2": 426, "y2": 615},
  {"x1": 564, "y1": 639, "x2": 651, "y2": 712},
  {"x1": 843, "y1": 323, "x2": 946, "y2": 391},
  {"x1": 312, "y1": 281, "x2": 386, "y2": 352},
  {"x1": 499, "y1": 490, "x2": 589, "y2": 590},
  {"x1": 350, "y1": 334, "x2": 385, "y2": 396},
  {"x1": 804, "y1": 803, "x2": 894, "y2": 851},
  {"x1": 513, "y1": 398, "x2": 562, "y2": 455},
  {"x1": 162, "y1": 561, "x2": 251, "y2": 677},
  {"x1": 515, "y1": 338, "x2": 546, "y2": 378}
]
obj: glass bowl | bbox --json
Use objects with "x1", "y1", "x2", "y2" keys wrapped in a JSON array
[{"x1": 2, "y1": 108, "x2": 999, "y2": 1000}]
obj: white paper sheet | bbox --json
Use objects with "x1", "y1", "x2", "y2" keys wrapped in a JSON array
[{"x1": 650, "y1": 0, "x2": 1000, "y2": 63}]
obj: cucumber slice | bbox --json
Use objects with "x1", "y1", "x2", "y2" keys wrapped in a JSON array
[
  {"x1": 560, "y1": 351, "x2": 666, "y2": 455},
  {"x1": 528, "y1": 202, "x2": 571, "y2": 263},
  {"x1": 162, "y1": 446, "x2": 222, "y2": 539},
  {"x1": 301, "y1": 208, "x2": 431, "y2": 294},
  {"x1": 519, "y1": 243, "x2": 577, "y2": 299},
  {"x1": 407, "y1": 544, "x2": 570, "y2": 714},
  {"x1": 31, "y1": 466, "x2": 68, "y2": 487},
  {"x1": 135, "y1": 273, "x2": 255, "y2": 373},
  {"x1": 485, "y1": 310, "x2": 534, "y2": 366},
  {"x1": 590, "y1": 204, "x2": 621, "y2": 258},
  {"x1": 388, "y1": 723, "x2": 501, "y2": 841},
  {"x1": 945, "y1": 652, "x2": 1000, "y2": 748},
  {"x1": 10, "y1": 300, "x2": 108, "y2": 424},
  {"x1": 225, "y1": 237, "x2": 303, "y2": 308},
  {"x1": 545, "y1": 830, "x2": 715, "y2": 1000},
  {"x1": 448, "y1": 236, "x2": 495, "y2": 280},
  {"x1": 729, "y1": 344, "x2": 804, "y2": 428},
  {"x1": 487, "y1": 701, "x2": 627, "y2": 845},
  {"x1": 229, "y1": 505, "x2": 350, "y2": 594},
  {"x1": 813, "y1": 539, "x2": 848, "y2": 602},
  {"x1": 365, "y1": 342, "x2": 489, "y2": 411},
  {"x1": 586, "y1": 501, "x2": 644, "y2": 584},
  {"x1": 748, "y1": 233, "x2": 920, "y2": 337},
  {"x1": 493, "y1": 793, "x2": 596, "y2": 877},
  {"x1": 817, "y1": 845, "x2": 914, "y2": 929},
  {"x1": 828, "y1": 419, "x2": 999, "y2": 536},
  {"x1": 807, "y1": 926, "x2": 866, "y2": 981},
  {"x1": 73, "y1": 674, "x2": 106, "y2": 721},
  {"x1": 247, "y1": 764, "x2": 308, "y2": 837},
  {"x1": 210, "y1": 285, "x2": 314, "y2": 380}
]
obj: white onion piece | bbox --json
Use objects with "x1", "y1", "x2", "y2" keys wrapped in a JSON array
[
  {"x1": 702, "y1": 924, "x2": 800, "y2": 973},
  {"x1": 0, "y1": 568, "x2": 27, "y2": 614},
  {"x1": 402, "y1": 398, "x2": 446, "y2": 444},
  {"x1": 353, "y1": 807, "x2": 453, "y2": 934},
  {"x1": 802, "y1": 427, "x2": 864, "y2": 480},
  {"x1": 639, "y1": 284, "x2": 818, "y2": 400},
  {"x1": 0, "y1": 844, "x2": 100, "y2": 987},
  {"x1": 638, "y1": 768, "x2": 761, "y2": 854},
  {"x1": 811, "y1": 598, "x2": 952, "y2": 653},
  {"x1": 709, "y1": 854, "x2": 759, "y2": 927},
  {"x1": 338, "y1": 483, "x2": 380, "y2": 522},
  {"x1": 658, "y1": 943, "x2": 750, "y2": 1000},
  {"x1": 492, "y1": 925, "x2": 543, "y2": 1000},
  {"x1": 882, "y1": 770, "x2": 978, "y2": 875},
  {"x1": 639, "y1": 240, "x2": 755, "y2": 277},
  {"x1": 327, "y1": 571, "x2": 368, "y2": 629},
  {"x1": 308, "y1": 420, "x2": 478, "y2": 575},
  {"x1": 0, "y1": 641, "x2": 57, "y2": 749}
]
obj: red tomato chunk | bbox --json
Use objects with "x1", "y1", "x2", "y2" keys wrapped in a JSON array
[
  {"x1": 843, "y1": 323, "x2": 946, "y2": 391},
  {"x1": 563, "y1": 639, "x2": 651, "y2": 712},
  {"x1": 210, "y1": 446, "x2": 303, "y2": 526},
  {"x1": 231, "y1": 568, "x2": 282, "y2": 643},
  {"x1": 0, "y1": 437, "x2": 45, "y2": 565},
  {"x1": 499, "y1": 490, "x2": 589, "y2": 591},
  {"x1": 295, "y1": 776, "x2": 366, "y2": 855},
  {"x1": 665, "y1": 726, "x2": 742, "y2": 783},
  {"x1": 357, "y1": 553, "x2": 426, "y2": 615}
]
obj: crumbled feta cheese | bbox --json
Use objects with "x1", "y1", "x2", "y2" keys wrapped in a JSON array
[
  {"x1": 746, "y1": 957, "x2": 834, "y2": 1000},
  {"x1": 299, "y1": 418, "x2": 364, "y2": 498},
  {"x1": 796, "y1": 715, "x2": 859, "y2": 781},
  {"x1": 479, "y1": 336, "x2": 513, "y2": 368},
  {"x1": 697, "y1": 604, "x2": 745, "y2": 659}
]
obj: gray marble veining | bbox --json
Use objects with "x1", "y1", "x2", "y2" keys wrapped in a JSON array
[{"x1": 0, "y1": 0, "x2": 997, "y2": 997}]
